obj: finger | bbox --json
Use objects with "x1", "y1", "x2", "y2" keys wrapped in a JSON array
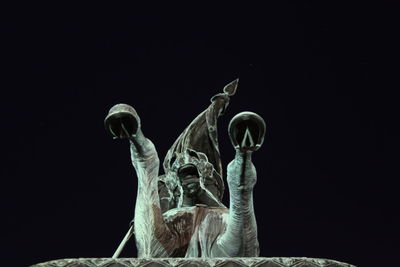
[{"x1": 120, "y1": 122, "x2": 131, "y2": 139}]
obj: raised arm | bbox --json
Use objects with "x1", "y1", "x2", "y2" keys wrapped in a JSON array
[
  {"x1": 105, "y1": 104, "x2": 177, "y2": 257},
  {"x1": 130, "y1": 129, "x2": 175, "y2": 257},
  {"x1": 211, "y1": 111, "x2": 266, "y2": 257}
]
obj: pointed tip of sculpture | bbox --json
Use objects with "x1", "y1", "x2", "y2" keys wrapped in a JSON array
[{"x1": 223, "y1": 78, "x2": 239, "y2": 96}]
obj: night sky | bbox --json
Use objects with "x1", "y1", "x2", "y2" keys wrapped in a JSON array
[{"x1": 1, "y1": 3, "x2": 398, "y2": 267}]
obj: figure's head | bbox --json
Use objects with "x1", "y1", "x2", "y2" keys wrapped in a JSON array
[
  {"x1": 178, "y1": 164, "x2": 200, "y2": 198},
  {"x1": 161, "y1": 149, "x2": 224, "y2": 209}
]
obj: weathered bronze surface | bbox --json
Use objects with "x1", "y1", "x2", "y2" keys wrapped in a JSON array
[
  {"x1": 32, "y1": 257, "x2": 355, "y2": 267},
  {"x1": 105, "y1": 80, "x2": 264, "y2": 258}
]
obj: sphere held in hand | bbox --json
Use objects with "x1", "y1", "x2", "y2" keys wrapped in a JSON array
[{"x1": 104, "y1": 104, "x2": 140, "y2": 139}]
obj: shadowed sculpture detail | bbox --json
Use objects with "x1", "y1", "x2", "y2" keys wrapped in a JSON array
[{"x1": 105, "y1": 79, "x2": 266, "y2": 258}]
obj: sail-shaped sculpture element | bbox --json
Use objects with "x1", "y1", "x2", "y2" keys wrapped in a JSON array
[{"x1": 160, "y1": 79, "x2": 238, "y2": 210}]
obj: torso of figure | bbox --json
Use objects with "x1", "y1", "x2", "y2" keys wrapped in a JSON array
[{"x1": 162, "y1": 205, "x2": 229, "y2": 257}]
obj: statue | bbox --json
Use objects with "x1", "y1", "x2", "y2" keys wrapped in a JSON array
[
  {"x1": 31, "y1": 80, "x2": 355, "y2": 266},
  {"x1": 104, "y1": 79, "x2": 266, "y2": 258}
]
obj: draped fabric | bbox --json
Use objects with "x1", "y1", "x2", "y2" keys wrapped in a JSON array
[{"x1": 162, "y1": 93, "x2": 231, "y2": 202}]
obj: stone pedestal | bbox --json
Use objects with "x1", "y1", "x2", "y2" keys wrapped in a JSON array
[{"x1": 31, "y1": 257, "x2": 355, "y2": 267}]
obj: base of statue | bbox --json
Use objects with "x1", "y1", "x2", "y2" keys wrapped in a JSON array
[{"x1": 31, "y1": 257, "x2": 354, "y2": 267}]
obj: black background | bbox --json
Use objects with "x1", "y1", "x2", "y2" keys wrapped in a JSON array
[{"x1": 1, "y1": 2, "x2": 398, "y2": 267}]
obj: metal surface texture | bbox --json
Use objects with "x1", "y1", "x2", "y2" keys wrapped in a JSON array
[{"x1": 32, "y1": 257, "x2": 355, "y2": 267}]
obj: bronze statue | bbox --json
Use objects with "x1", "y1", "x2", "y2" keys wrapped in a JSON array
[
  {"x1": 105, "y1": 80, "x2": 266, "y2": 258},
  {"x1": 31, "y1": 81, "x2": 355, "y2": 266}
]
